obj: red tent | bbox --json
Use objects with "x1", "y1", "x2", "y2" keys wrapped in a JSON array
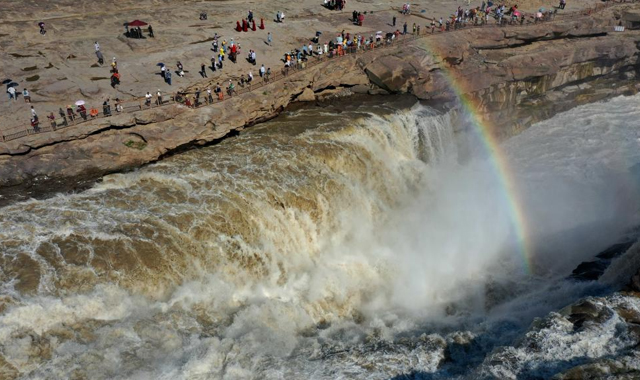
[{"x1": 128, "y1": 20, "x2": 148, "y2": 27}]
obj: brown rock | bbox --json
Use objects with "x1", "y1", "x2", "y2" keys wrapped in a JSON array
[{"x1": 297, "y1": 87, "x2": 316, "y2": 102}]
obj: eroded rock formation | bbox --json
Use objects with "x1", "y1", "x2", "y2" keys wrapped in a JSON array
[{"x1": 1, "y1": 4, "x2": 639, "y2": 195}]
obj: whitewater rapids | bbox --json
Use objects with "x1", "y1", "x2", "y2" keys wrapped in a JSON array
[{"x1": 1, "y1": 95, "x2": 639, "y2": 379}]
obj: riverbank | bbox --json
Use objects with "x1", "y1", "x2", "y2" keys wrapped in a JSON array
[{"x1": 1, "y1": 2, "x2": 639, "y2": 204}]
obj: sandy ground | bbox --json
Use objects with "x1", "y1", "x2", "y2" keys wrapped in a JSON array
[{"x1": 0, "y1": 0, "x2": 600, "y2": 135}]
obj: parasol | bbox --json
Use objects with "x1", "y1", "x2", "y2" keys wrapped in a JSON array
[
  {"x1": 127, "y1": 20, "x2": 148, "y2": 27},
  {"x1": 75, "y1": 100, "x2": 85, "y2": 106}
]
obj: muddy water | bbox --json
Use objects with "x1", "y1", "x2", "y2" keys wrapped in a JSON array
[{"x1": 2, "y1": 94, "x2": 639, "y2": 380}]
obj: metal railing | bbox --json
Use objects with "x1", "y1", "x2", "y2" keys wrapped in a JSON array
[{"x1": 0, "y1": 0, "x2": 630, "y2": 144}]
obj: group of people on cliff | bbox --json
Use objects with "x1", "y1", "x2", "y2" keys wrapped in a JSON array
[{"x1": 11, "y1": 0, "x2": 568, "y2": 135}]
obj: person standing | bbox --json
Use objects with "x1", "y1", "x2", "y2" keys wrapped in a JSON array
[
  {"x1": 161, "y1": 65, "x2": 166, "y2": 80},
  {"x1": 94, "y1": 41, "x2": 100, "y2": 51},
  {"x1": 7, "y1": 86, "x2": 16, "y2": 101},
  {"x1": 103, "y1": 99, "x2": 111, "y2": 115},
  {"x1": 218, "y1": 54, "x2": 223, "y2": 69},
  {"x1": 30, "y1": 105, "x2": 37, "y2": 118},
  {"x1": 148, "y1": 24, "x2": 154, "y2": 37},
  {"x1": 207, "y1": 88, "x2": 213, "y2": 103},
  {"x1": 259, "y1": 64, "x2": 265, "y2": 77},
  {"x1": 201, "y1": 63, "x2": 207, "y2": 78},
  {"x1": 156, "y1": 90, "x2": 162, "y2": 105},
  {"x1": 267, "y1": 32, "x2": 272, "y2": 46},
  {"x1": 165, "y1": 68, "x2": 172, "y2": 85},
  {"x1": 145, "y1": 92, "x2": 152, "y2": 106},
  {"x1": 403, "y1": 22, "x2": 408, "y2": 35},
  {"x1": 393, "y1": 16, "x2": 396, "y2": 26},
  {"x1": 47, "y1": 112, "x2": 57, "y2": 129},
  {"x1": 22, "y1": 88, "x2": 31, "y2": 103}
]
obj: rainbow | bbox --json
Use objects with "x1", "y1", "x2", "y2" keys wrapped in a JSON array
[{"x1": 414, "y1": 36, "x2": 534, "y2": 273}]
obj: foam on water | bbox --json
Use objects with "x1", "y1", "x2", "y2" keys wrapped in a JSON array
[{"x1": 0, "y1": 95, "x2": 639, "y2": 379}]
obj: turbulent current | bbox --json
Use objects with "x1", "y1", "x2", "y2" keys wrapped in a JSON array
[{"x1": 1, "y1": 95, "x2": 640, "y2": 379}]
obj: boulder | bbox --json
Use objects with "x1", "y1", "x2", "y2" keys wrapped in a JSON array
[{"x1": 297, "y1": 87, "x2": 316, "y2": 102}]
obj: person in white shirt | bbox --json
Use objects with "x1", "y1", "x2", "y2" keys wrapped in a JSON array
[
  {"x1": 248, "y1": 70, "x2": 253, "y2": 83},
  {"x1": 30, "y1": 106, "x2": 37, "y2": 118},
  {"x1": 7, "y1": 86, "x2": 16, "y2": 101},
  {"x1": 95, "y1": 41, "x2": 100, "y2": 51},
  {"x1": 206, "y1": 88, "x2": 213, "y2": 103},
  {"x1": 259, "y1": 64, "x2": 265, "y2": 77},
  {"x1": 145, "y1": 92, "x2": 152, "y2": 106}
]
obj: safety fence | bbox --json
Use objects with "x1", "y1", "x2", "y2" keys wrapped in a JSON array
[{"x1": 0, "y1": 0, "x2": 631, "y2": 144}]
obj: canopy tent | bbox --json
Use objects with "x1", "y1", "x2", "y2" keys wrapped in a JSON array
[{"x1": 127, "y1": 20, "x2": 148, "y2": 27}]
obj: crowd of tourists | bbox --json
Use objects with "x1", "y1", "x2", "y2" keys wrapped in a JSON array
[{"x1": 3, "y1": 0, "x2": 582, "y2": 138}]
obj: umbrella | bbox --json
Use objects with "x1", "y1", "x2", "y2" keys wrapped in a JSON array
[
  {"x1": 513, "y1": 10, "x2": 522, "y2": 16},
  {"x1": 2, "y1": 79, "x2": 12, "y2": 84},
  {"x1": 128, "y1": 20, "x2": 148, "y2": 27},
  {"x1": 156, "y1": 63, "x2": 165, "y2": 67},
  {"x1": 6, "y1": 82, "x2": 18, "y2": 88},
  {"x1": 539, "y1": 7, "x2": 546, "y2": 12},
  {"x1": 75, "y1": 100, "x2": 85, "y2": 106}
]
